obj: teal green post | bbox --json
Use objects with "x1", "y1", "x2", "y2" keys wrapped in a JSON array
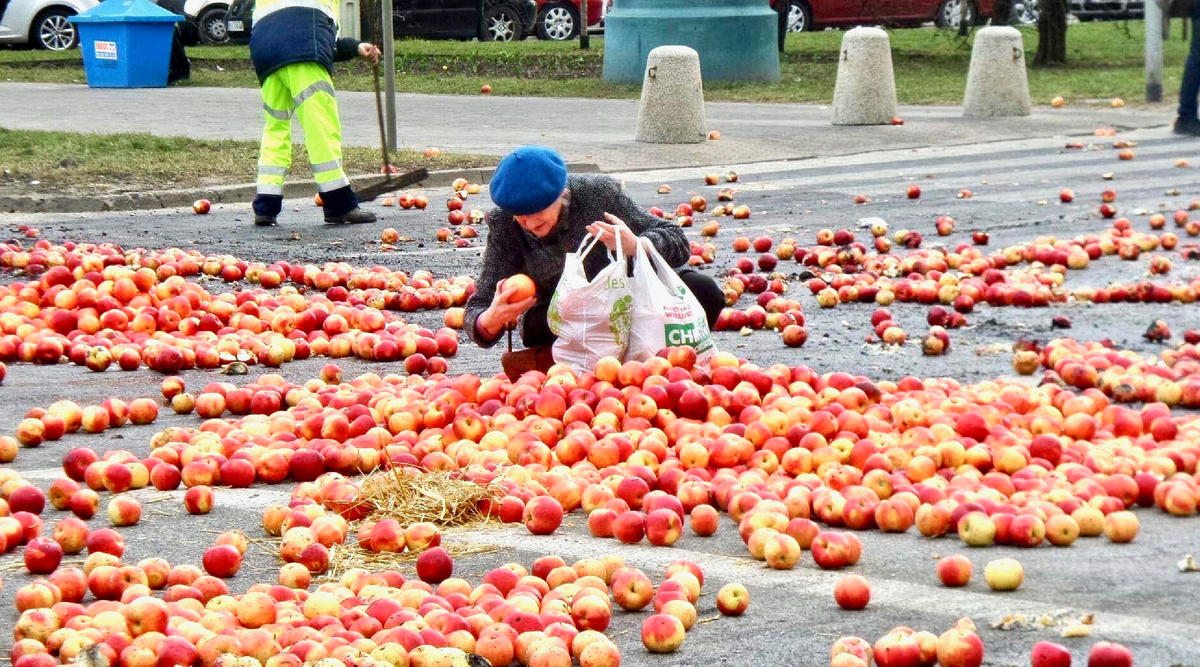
[{"x1": 602, "y1": 0, "x2": 781, "y2": 84}]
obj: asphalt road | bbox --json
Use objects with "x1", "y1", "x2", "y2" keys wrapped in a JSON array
[
  {"x1": 0, "y1": 83, "x2": 1174, "y2": 171},
  {"x1": 2, "y1": 126, "x2": 1200, "y2": 666}
]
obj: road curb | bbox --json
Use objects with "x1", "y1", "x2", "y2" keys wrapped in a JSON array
[{"x1": 0, "y1": 163, "x2": 602, "y2": 215}]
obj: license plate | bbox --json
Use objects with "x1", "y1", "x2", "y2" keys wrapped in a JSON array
[{"x1": 227, "y1": 20, "x2": 244, "y2": 31}]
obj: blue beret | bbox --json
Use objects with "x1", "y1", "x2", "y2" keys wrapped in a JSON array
[{"x1": 489, "y1": 146, "x2": 568, "y2": 216}]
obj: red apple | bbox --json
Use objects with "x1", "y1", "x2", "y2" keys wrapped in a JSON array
[
  {"x1": 524, "y1": 496, "x2": 564, "y2": 536},
  {"x1": 202, "y1": 544, "x2": 242, "y2": 578},
  {"x1": 416, "y1": 546, "x2": 454, "y2": 584},
  {"x1": 24, "y1": 537, "x2": 63, "y2": 574},
  {"x1": 1087, "y1": 642, "x2": 1132, "y2": 667},
  {"x1": 833, "y1": 574, "x2": 870, "y2": 610},
  {"x1": 1031, "y1": 642, "x2": 1072, "y2": 667}
]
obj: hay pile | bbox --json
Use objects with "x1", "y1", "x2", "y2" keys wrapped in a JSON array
[
  {"x1": 323, "y1": 468, "x2": 506, "y2": 581},
  {"x1": 355, "y1": 467, "x2": 502, "y2": 526}
]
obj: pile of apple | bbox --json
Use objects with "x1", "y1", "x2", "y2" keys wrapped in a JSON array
[
  {"x1": 0, "y1": 238, "x2": 478, "y2": 302},
  {"x1": 828, "y1": 614, "x2": 1133, "y2": 667},
  {"x1": 261, "y1": 263, "x2": 475, "y2": 316},
  {"x1": 106, "y1": 340, "x2": 1198, "y2": 556},
  {"x1": 13, "y1": 520, "x2": 750, "y2": 667},
  {"x1": 830, "y1": 624, "x2": 1133, "y2": 667},
  {"x1": 379, "y1": 192, "x2": 430, "y2": 210},
  {"x1": 3, "y1": 339, "x2": 1194, "y2": 665},
  {"x1": 5, "y1": 229, "x2": 1199, "y2": 667},
  {"x1": 685, "y1": 241, "x2": 717, "y2": 267},
  {"x1": 712, "y1": 241, "x2": 807, "y2": 344},
  {"x1": 425, "y1": 179, "x2": 487, "y2": 246},
  {"x1": 0, "y1": 239, "x2": 468, "y2": 382},
  {"x1": 828, "y1": 617, "x2": 985, "y2": 667},
  {"x1": 706, "y1": 191, "x2": 1200, "y2": 325},
  {"x1": 690, "y1": 184, "x2": 1200, "y2": 360},
  {"x1": 254, "y1": 474, "x2": 447, "y2": 575},
  {"x1": 1020, "y1": 337, "x2": 1200, "y2": 411},
  {"x1": 650, "y1": 172, "x2": 749, "y2": 229}
]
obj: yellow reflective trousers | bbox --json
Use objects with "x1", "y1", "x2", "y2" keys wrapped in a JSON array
[{"x1": 256, "y1": 62, "x2": 349, "y2": 198}]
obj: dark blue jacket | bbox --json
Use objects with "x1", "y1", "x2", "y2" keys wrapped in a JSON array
[{"x1": 249, "y1": 7, "x2": 360, "y2": 84}]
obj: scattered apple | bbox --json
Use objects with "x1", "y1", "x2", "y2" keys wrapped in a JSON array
[{"x1": 984, "y1": 558, "x2": 1024, "y2": 591}]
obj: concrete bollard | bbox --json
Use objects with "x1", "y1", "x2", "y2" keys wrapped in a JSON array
[
  {"x1": 831, "y1": 27, "x2": 898, "y2": 126},
  {"x1": 963, "y1": 26, "x2": 1031, "y2": 117},
  {"x1": 635, "y1": 46, "x2": 707, "y2": 144}
]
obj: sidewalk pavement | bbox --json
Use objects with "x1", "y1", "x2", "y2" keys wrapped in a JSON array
[{"x1": 0, "y1": 83, "x2": 1178, "y2": 172}]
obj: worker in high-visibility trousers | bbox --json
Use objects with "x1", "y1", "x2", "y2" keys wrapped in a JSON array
[{"x1": 249, "y1": 0, "x2": 380, "y2": 226}]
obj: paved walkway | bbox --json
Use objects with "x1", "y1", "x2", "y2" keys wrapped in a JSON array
[{"x1": 0, "y1": 82, "x2": 1178, "y2": 171}]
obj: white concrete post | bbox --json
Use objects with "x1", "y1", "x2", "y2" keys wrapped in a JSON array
[
  {"x1": 635, "y1": 46, "x2": 707, "y2": 144},
  {"x1": 831, "y1": 27, "x2": 898, "y2": 126},
  {"x1": 962, "y1": 26, "x2": 1031, "y2": 117}
]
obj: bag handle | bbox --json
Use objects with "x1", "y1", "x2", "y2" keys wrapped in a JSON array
[
  {"x1": 632, "y1": 235, "x2": 652, "y2": 272},
  {"x1": 575, "y1": 230, "x2": 625, "y2": 268},
  {"x1": 635, "y1": 237, "x2": 670, "y2": 274},
  {"x1": 575, "y1": 232, "x2": 607, "y2": 260}
]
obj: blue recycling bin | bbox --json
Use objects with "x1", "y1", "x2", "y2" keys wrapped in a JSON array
[
  {"x1": 69, "y1": 0, "x2": 183, "y2": 88},
  {"x1": 603, "y1": 0, "x2": 780, "y2": 84}
]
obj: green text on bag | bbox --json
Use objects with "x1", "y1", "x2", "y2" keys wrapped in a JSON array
[
  {"x1": 610, "y1": 295, "x2": 632, "y2": 347},
  {"x1": 665, "y1": 319, "x2": 714, "y2": 354},
  {"x1": 547, "y1": 291, "x2": 564, "y2": 334}
]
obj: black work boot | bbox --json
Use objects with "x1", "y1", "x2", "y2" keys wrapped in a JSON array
[
  {"x1": 252, "y1": 193, "x2": 283, "y2": 227},
  {"x1": 1174, "y1": 117, "x2": 1200, "y2": 136},
  {"x1": 324, "y1": 207, "x2": 377, "y2": 225}
]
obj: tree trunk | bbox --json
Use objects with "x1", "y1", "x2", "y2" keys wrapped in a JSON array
[
  {"x1": 993, "y1": 0, "x2": 1014, "y2": 24},
  {"x1": 1034, "y1": 0, "x2": 1068, "y2": 66}
]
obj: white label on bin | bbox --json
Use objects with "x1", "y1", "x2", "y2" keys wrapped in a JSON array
[
  {"x1": 227, "y1": 20, "x2": 243, "y2": 31},
  {"x1": 94, "y1": 41, "x2": 118, "y2": 60}
]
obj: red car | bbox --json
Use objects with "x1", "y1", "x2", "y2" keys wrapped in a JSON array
[
  {"x1": 534, "y1": 0, "x2": 606, "y2": 40},
  {"x1": 773, "y1": 0, "x2": 993, "y2": 32}
]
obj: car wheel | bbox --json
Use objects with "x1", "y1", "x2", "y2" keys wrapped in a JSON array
[
  {"x1": 198, "y1": 7, "x2": 230, "y2": 45},
  {"x1": 484, "y1": 6, "x2": 523, "y2": 41},
  {"x1": 536, "y1": 3, "x2": 578, "y2": 40},
  {"x1": 33, "y1": 8, "x2": 78, "y2": 50},
  {"x1": 1013, "y1": 1, "x2": 1039, "y2": 23},
  {"x1": 935, "y1": 0, "x2": 975, "y2": 28},
  {"x1": 787, "y1": 1, "x2": 811, "y2": 32}
]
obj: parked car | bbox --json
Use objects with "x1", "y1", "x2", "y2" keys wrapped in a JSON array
[
  {"x1": 1069, "y1": 0, "x2": 1143, "y2": 21},
  {"x1": 182, "y1": 0, "x2": 230, "y2": 44},
  {"x1": 152, "y1": 0, "x2": 201, "y2": 45},
  {"x1": 774, "y1": 0, "x2": 994, "y2": 32},
  {"x1": 533, "y1": 0, "x2": 601, "y2": 41},
  {"x1": 0, "y1": 0, "x2": 97, "y2": 49},
  {"x1": 391, "y1": 0, "x2": 537, "y2": 41},
  {"x1": 223, "y1": 0, "x2": 249, "y2": 43}
]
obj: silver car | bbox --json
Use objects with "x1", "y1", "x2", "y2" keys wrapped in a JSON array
[{"x1": 0, "y1": 0, "x2": 100, "y2": 49}]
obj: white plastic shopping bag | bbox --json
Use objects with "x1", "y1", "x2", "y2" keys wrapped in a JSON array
[
  {"x1": 547, "y1": 234, "x2": 633, "y2": 372},
  {"x1": 627, "y1": 239, "x2": 717, "y2": 368}
]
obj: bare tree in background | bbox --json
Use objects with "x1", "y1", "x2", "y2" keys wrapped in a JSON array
[
  {"x1": 992, "y1": 0, "x2": 1014, "y2": 24},
  {"x1": 1034, "y1": 0, "x2": 1068, "y2": 65},
  {"x1": 361, "y1": 0, "x2": 382, "y2": 44}
]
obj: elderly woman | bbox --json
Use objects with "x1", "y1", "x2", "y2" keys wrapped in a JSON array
[{"x1": 464, "y1": 146, "x2": 724, "y2": 368}]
